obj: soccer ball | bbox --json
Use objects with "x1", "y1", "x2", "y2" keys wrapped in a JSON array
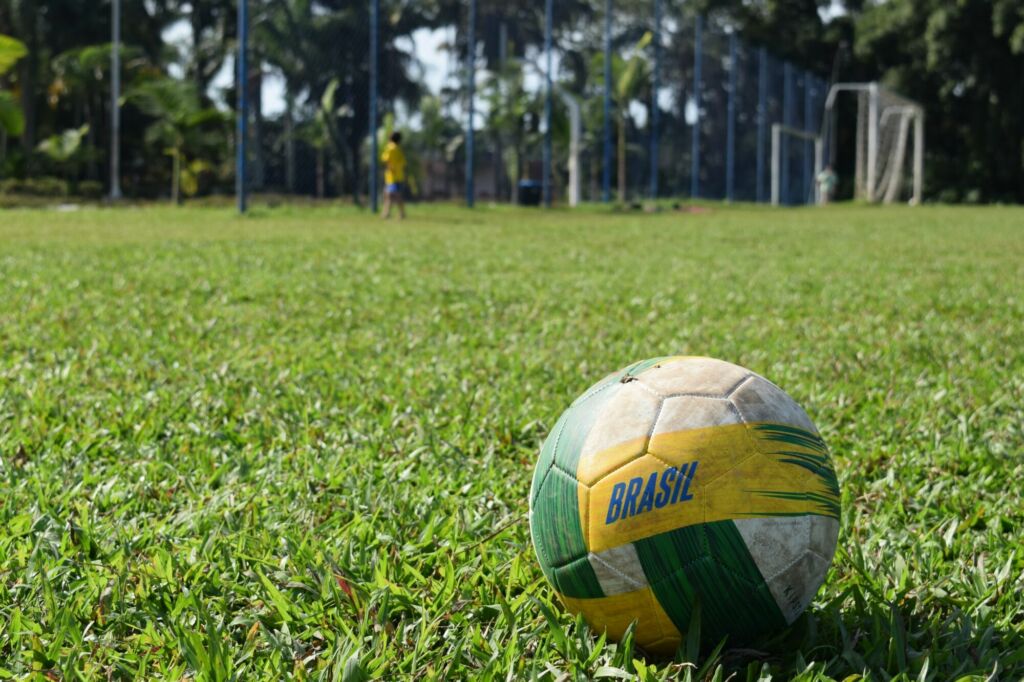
[{"x1": 529, "y1": 356, "x2": 840, "y2": 655}]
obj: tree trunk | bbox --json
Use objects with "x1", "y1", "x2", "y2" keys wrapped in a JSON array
[
  {"x1": 349, "y1": 140, "x2": 362, "y2": 206},
  {"x1": 172, "y1": 152, "x2": 181, "y2": 204},
  {"x1": 250, "y1": 68, "x2": 265, "y2": 190},
  {"x1": 85, "y1": 99, "x2": 97, "y2": 181},
  {"x1": 18, "y1": 4, "x2": 39, "y2": 169},
  {"x1": 316, "y1": 148, "x2": 325, "y2": 198},
  {"x1": 493, "y1": 143, "x2": 502, "y2": 202},
  {"x1": 510, "y1": 145, "x2": 522, "y2": 204},
  {"x1": 617, "y1": 116, "x2": 626, "y2": 202},
  {"x1": 284, "y1": 83, "x2": 296, "y2": 193}
]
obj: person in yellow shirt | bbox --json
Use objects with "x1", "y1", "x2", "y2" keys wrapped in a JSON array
[{"x1": 380, "y1": 132, "x2": 407, "y2": 219}]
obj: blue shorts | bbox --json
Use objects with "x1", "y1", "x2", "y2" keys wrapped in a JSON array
[{"x1": 386, "y1": 182, "x2": 403, "y2": 194}]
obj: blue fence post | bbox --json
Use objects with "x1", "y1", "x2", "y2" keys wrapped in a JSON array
[
  {"x1": 602, "y1": 0, "x2": 612, "y2": 202},
  {"x1": 369, "y1": 0, "x2": 379, "y2": 212},
  {"x1": 649, "y1": 0, "x2": 661, "y2": 200},
  {"x1": 690, "y1": 14, "x2": 702, "y2": 199},
  {"x1": 803, "y1": 72, "x2": 813, "y2": 204},
  {"x1": 466, "y1": 0, "x2": 476, "y2": 208},
  {"x1": 782, "y1": 61, "x2": 792, "y2": 205},
  {"x1": 725, "y1": 32, "x2": 737, "y2": 202},
  {"x1": 236, "y1": 0, "x2": 248, "y2": 213},
  {"x1": 756, "y1": 46, "x2": 766, "y2": 203},
  {"x1": 543, "y1": 0, "x2": 553, "y2": 207}
]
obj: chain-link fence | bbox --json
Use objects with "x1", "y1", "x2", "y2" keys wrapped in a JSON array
[
  {"x1": 227, "y1": 1, "x2": 830, "y2": 209},
  {"x1": 0, "y1": 1, "x2": 827, "y2": 208}
]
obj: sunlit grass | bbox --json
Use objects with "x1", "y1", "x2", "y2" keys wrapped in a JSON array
[{"x1": 1, "y1": 202, "x2": 1022, "y2": 679}]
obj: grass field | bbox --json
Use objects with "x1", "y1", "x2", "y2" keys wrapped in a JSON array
[{"x1": 1, "y1": 203, "x2": 1022, "y2": 680}]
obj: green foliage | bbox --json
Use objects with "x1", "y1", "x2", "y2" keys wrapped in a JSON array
[
  {"x1": 128, "y1": 77, "x2": 226, "y2": 202},
  {"x1": 76, "y1": 179, "x2": 103, "y2": 199},
  {"x1": 34, "y1": 124, "x2": 90, "y2": 192},
  {"x1": 590, "y1": 31, "x2": 652, "y2": 201},
  {"x1": 854, "y1": 0, "x2": 1024, "y2": 202},
  {"x1": 49, "y1": 43, "x2": 143, "y2": 109},
  {"x1": 402, "y1": 95, "x2": 463, "y2": 199},
  {"x1": 0, "y1": 34, "x2": 27, "y2": 136},
  {"x1": 0, "y1": 203, "x2": 1022, "y2": 678},
  {"x1": 483, "y1": 60, "x2": 541, "y2": 189},
  {"x1": 0, "y1": 90, "x2": 24, "y2": 136},
  {"x1": 0, "y1": 175, "x2": 66, "y2": 197},
  {"x1": 178, "y1": 157, "x2": 214, "y2": 198},
  {"x1": 36, "y1": 124, "x2": 89, "y2": 163},
  {"x1": 0, "y1": 33, "x2": 27, "y2": 74}
]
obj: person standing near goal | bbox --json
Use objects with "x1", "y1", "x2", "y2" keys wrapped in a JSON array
[
  {"x1": 380, "y1": 132, "x2": 407, "y2": 219},
  {"x1": 816, "y1": 165, "x2": 838, "y2": 205}
]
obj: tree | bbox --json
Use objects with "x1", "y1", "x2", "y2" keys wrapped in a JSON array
[
  {"x1": 128, "y1": 78, "x2": 226, "y2": 203},
  {"x1": 296, "y1": 77, "x2": 355, "y2": 198},
  {"x1": 0, "y1": 34, "x2": 28, "y2": 177},
  {"x1": 178, "y1": 0, "x2": 235, "y2": 99},
  {"x1": 255, "y1": 0, "x2": 433, "y2": 203},
  {"x1": 592, "y1": 31, "x2": 651, "y2": 202},
  {"x1": 0, "y1": 34, "x2": 27, "y2": 137},
  {"x1": 49, "y1": 44, "x2": 144, "y2": 181},
  {"x1": 483, "y1": 61, "x2": 542, "y2": 202},
  {"x1": 693, "y1": 0, "x2": 849, "y2": 71},
  {"x1": 854, "y1": 0, "x2": 1024, "y2": 201}
]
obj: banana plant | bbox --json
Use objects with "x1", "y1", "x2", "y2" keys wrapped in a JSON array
[
  {"x1": 591, "y1": 31, "x2": 652, "y2": 202},
  {"x1": 296, "y1": 77, "x2": 355, "y2": 198},
  {"x1": 128, "y1": 77, "x2": 225, "y2": 203}
]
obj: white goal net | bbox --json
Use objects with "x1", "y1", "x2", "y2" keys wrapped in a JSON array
[{"x1": 824, "y1": 83, "x2": 924, "y2": 205}]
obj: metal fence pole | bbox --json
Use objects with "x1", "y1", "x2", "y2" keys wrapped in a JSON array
[
  {"x1": 803, "y1": 73, "x2": 813, "y2": 203},
  {"x1": 110, "y1": 0, "x2": 122, "y2": 200},
  {"x1": 236, "y1": 0, "x2": 248, "y2": 213},
  {"x1": 756, "y1": 47, "x2": 766, "y2": 203},
  {"x1": 725, "y1": 32, "x2": 736, "y2": 202},
  {"x1": 602, "y1": 0, "x2": 612, "y2": 202},
  {"x1": 690, "y1": 15, "x2": 702, "y2": 199},
  {"x1": 465, "y1": 0, "x2": 476, "y2": 208},
  {"x1": 912, "y1": 110, "x2": 924, "y2": 204},
  {"x1": 649, "y1": 0, "x2": 661, "y2": 200},
  {"x1": 771, "y1": 123, "x2": 780, "y2": 205},
  {"x1": 543, "y1": 0, "x2": 553, "y2": 207},
  {"x1": 369, "y1": 0, "x2": 379, "y2": 212},
  {"x1": 782, "y1": 61, "x2": 792, "y2": 205}
]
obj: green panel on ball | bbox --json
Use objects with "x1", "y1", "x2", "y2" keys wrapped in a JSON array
[
  {"x1": 551, "y1": 555, "x2": 605, "y2": 600},
  {"x1": 531, "y1": 376, "x2": 621, "y2": 597},
  {"x1": 530, "y1": 409, "x2": 568, "y2": 504},
  {"x1": 634, "y1": 520, "x2": 787, "y2": 643},
  {"x1": 531, "y1": 467, "x2": 604, "y2": 598}
]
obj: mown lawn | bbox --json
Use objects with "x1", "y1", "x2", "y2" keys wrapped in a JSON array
[{"x1": 1, "y1": 203, "x2": 1022, "y2": 680}]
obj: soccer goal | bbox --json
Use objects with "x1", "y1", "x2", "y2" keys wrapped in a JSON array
[
  {"x1": 823, "y1": 83, "x2": 924, "y2": 204},
  {"x1": 771, "y1": 124, "x2": 823, "y2": 206}
]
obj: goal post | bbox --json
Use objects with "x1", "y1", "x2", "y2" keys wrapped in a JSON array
[
  {"x1": 771, "y1": 124, "x2": 823, "y2": 206},
  {"x1": 823, "y1": 82, "x2": 924, "y2": 205}
]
